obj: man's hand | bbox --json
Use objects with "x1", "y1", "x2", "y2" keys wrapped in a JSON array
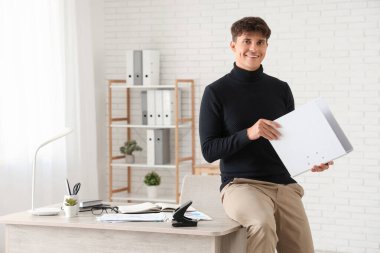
[
  {"x1": 247, "y1": 119, "x2": 281, "y2": 141},
  {"x1": 311, "y1": 161, "x2": 334, "y2": 172}
]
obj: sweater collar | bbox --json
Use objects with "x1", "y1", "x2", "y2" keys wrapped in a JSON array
[{"x1": 230, "y1": 62, "x2": 264, "y2": 82}]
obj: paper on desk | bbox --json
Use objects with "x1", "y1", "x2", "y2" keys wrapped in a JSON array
[
  {"x1": 97, "y1": 213, "x2": 168, "y2": 222},
  {"x1": 270, "y1": 97, "x2": 353, "y2": 177},
  {"x1": 118, "y1": 202, "x2": 196, "y2": 214},
  {"x1": 184, "y1": 211, "x2": 212, "y2": 221},
  {"x1": 117, "y1": 202, "x2": 161, "y2": 214},
  {"x1": 164, "y1": 211, "x2": 212, "y2": 221}
]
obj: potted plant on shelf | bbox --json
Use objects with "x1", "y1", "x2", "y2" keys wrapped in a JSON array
[
  {"x1": 63, "y1": 197, "x2": 78, "y2": 218},
  {"x1": 120, "y1": 140, "x2": 142, "y2": 164},
  {"x1": 144, "y1": 171, "x2": 161, "y2": 199}
]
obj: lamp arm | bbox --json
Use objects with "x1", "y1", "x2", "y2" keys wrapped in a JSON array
[{"x1": 31, "y1": 128, "x2": 73, "y2": 211}]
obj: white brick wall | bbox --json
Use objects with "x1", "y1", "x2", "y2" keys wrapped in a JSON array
[{"x1": 102, "y1": 0, "x2": 380, "y2": 252}]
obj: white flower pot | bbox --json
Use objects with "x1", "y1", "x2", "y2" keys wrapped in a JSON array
[
  {"x1": 64, "y1": 205, "x2": 78, "y2": 218},
  {"x1": 125, "y1": 155, "x2": 135, "y2": 164},
  {"x1": 63, "y1": 195, "x2": 79, "y2": 215},
  {"x1": 146, "y1": 186, "x2": 158, "y2": 199}
]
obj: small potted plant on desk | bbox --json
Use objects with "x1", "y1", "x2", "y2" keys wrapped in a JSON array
[
  {"x1": 64, "y1": 198, "x2": 78, "y2": 218},
  {"x1": 144, "y1": 171, "x2": 161, "y2": 199},
  {"x1": 120, "y1": 140, "x2": 142, "y2": 164}
]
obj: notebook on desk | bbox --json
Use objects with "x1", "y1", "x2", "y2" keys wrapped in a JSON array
[
  {"x1": 117, "y1": 202, "x2": 195, "y2": 214},
  {"x1": 270, "y1": 97, "x2": 353, "y2": 177}
]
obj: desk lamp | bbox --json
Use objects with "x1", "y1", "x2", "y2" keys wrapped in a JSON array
[{"x1": 29, "y1": 128, "x2": 73, "y2": 216}]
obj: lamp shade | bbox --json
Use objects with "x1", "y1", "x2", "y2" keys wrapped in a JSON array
[{"x1": 29, "y1": 128, "x2": 73, "y2": 216}]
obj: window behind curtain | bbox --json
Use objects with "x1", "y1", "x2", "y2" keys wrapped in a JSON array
[{"x1": 0, "y1": 0, "x2": 67, "y2": 214}]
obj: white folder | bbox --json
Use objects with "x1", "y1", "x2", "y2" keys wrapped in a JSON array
[
  {"x1": 162, "y1": 89, "x2": 181, "y2": 125},
  {"x1": 155, "y1": 90, "x2": 164, "y2": 125},
  {"x1": 147, "y1": 90, "x2": 156, "y2": 125},
  {"x1": 133, "y1": 50, "x2": 143, "y2": 85},
  {"x1": 154, "y1": 129, "x2": 170, "y2": 165},
  {"x1": 142, "y1": 50, "x2": 160, "y2": 86},
  {"x1": 141, "y1": 91, "x2": 147, "y2": 125},
  {"x1": 269, "y1": 98, "x2": 353, "y2": 177},
  {"x1": 126, "y1": 50, "x2": 134, "y2": 85},
  {"x1": 147, "y1": 129, "x2": 155, "y2": 165}
]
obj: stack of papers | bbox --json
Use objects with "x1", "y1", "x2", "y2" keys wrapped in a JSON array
[
  {"x1": 97, "y1": 211, "x2": 212, "y2": 223},
  {"x1": 97, "y1": 210, "x2": 212, "y2": 223},
  {"x1": 96, "y1": 202, "x2": 211, "y2": 223},
  {"x1": 97, "y1": 213, "x2": 168, "y2": 222},
  {"x1": 117, "y1": 202, "x2": 195, "y2": 214}
]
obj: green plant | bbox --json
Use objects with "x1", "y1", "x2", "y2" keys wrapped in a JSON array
[
  {"x1": 144, "y1": 171, "x2": 161, "y2": 186},
  {"x1": 65, "y1": 198, "x2": 78, "y2": 206},
  {"x1": 120, "y1": 140, "x2": 142, "y2": 155}
]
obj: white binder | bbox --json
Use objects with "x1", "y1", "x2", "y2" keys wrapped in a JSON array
[
  {"x1": 147, "y1": 129, "x2": 155, "y2": 165},
  {"x1": 141, "y1": 91, "x2": 147, "y2": 125},
  {"x1": 146, "y1": 129, "x2": 170, "y2": 165},
  {"x1": 126, "y1": 50, "x2": 143, "y2": 85},
  {"x1": 126, "y1": 50, "x2": 134, "y2": 85},
  {"x1": 163, "y1": 89, "x2": 181, "y2": 125},
  {"x1": 143, "y1": 50, "x2": 160, "y2": 86},
  {"x1": 269, "y1": 98, "x2": 353, "y2": 177},
  {"x1": 133, "y1": 50, "x2": 143, "y2": 85},
  {"x1": 154, "y1": 129, "x2": 170, "y2": 165},
  {"x1": 147, "y1": 90, "x2": 156, "y2": 125},
  {"x1": 126, "y1": 50, "x2": 159, "y2": 86},
  {"x1": 155, "y1": 90, "x2": 164, "y2": 125}
]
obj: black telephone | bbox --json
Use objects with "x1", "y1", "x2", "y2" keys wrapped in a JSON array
[{"x1": 172, "y1": 200, "x2": 198, "y2": 227}]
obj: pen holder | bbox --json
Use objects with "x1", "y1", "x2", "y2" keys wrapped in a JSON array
[{"x1": 63, "y1": 195, "x2": 79, "y2": 216}]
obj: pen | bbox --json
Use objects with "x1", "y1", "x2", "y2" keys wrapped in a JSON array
[{"x1": 66, "y1": 178, "x2": 72, "y2": 195}]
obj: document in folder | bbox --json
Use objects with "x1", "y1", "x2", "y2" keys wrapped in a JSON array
[{"x1": 270, "y1": 98, "x2": 353, "y2": 177}]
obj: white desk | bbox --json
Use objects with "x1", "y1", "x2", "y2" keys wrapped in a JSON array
[{"x1": 0, "y1": 207, "x2": 245, "y2": 253}]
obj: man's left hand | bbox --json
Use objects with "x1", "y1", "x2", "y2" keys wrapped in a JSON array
[{"x1": 311, "y1": 161, "x2": 334, "y2": 172}]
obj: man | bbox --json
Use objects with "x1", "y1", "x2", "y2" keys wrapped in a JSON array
[{"x1": 199, "y1": 17, "x2": 332, "y2": 253}]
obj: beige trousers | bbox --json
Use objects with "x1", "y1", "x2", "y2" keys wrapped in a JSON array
[{"x1": 221, "y1": 178, "x2": 314, "y2": 253}]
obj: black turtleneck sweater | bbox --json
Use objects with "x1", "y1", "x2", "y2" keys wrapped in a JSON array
[{"x1": 199, "y1": 63, "x2": 296, "y2": 190}]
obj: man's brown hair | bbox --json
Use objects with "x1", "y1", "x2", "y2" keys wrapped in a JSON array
[{"x1": 231, "y1": 17, "x2": 271, "y2": 42}]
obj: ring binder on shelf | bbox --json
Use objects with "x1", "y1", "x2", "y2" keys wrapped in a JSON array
[
  {"x1": 126, "y1": 50, "x2": 159, "y2": 86},
  {"x1": 146, "y1": 129, "x2": 170, "y2": 165}
]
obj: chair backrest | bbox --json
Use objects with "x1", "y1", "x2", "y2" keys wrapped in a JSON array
[{"x1": 180, "y1": 175, "x2": 228, "y2": 218}]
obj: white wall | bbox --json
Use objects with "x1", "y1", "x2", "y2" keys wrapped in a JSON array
[{"x1": 100, "y1": 0, "x2": 380, "y2": 252}]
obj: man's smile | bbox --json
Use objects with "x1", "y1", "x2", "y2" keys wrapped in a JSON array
[{"x1": 245, "y1": 54, "x2": 260, "y2": 58}]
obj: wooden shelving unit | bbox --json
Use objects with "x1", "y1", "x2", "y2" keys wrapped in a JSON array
[{"x1": 108, "y1": 79, "x2": 195, "y2": 203}]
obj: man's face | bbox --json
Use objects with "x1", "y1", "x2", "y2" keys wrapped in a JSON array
[{"x1": 230, "y1": 32, "x2": 268, "y2": 71}]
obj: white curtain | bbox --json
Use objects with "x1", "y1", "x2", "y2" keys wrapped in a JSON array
[
  {"x1": 0, "y1": 0, "x2": 98, "y2": 251},
  {"x1": 64, "y1": 0, "x2": 99, "y2": 201}
]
